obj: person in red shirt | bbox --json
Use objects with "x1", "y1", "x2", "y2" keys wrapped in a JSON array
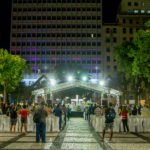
[
  {"x1": 19, "y1": 105, "x2": 30, "y2": 134},
  {"x1": 121, "y1": 106, "x2": 129, "y2": 133}
]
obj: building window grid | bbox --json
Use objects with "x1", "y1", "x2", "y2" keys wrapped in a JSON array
[{"x1": 12, "y1": 0, "x2": 102, "y2": 73}]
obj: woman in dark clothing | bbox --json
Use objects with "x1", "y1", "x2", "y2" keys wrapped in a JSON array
[
  {"x1": 132, "y1": 105, "x2": 137, "y2": 115},
  {"x1": 10, "y1": 106, "x2": 18, "y2": 133}
]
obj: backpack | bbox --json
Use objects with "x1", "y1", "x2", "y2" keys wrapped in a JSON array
[
  {"x1": 107, "y1": 109, "x2": 116, "y2": 121},
  {"x1": 33, "y1": 110, "x2": 42, "y2": 123}
]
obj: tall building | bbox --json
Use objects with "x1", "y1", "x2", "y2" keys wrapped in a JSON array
[
  {"x1": 102, "y1": 0, "x2": 150, "y2": 103},
  {"x1": 10, "y1": 0, "x2": 102, "y2": 81},
  {"x1": 102, "y1": 0, "x2": 150, "y2": 80}
]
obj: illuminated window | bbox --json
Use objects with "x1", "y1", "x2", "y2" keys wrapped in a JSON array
[
  {"x1": 134, "y1": 10, "x2": 139, "y2": 13},
  {"x1": 147, "y1": 10, "x2": 150, "y2": 14},
  {"x1": 141, "y1": 10, "x2": 145, "y2": 13}
]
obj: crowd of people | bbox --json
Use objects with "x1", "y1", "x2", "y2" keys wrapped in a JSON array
[
  {"x1": 83, "y1": 103, "x2": 150, "y2": 141},
  {"x1": 0, "y1": 102, "x2": 149, "y2": 142},
  {"x1": 0, "y1": 102, "x2": 72, "y2": 143}
]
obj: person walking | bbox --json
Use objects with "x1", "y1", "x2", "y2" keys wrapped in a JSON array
[
  {"x1": 19, "y1": 105, "x2": 30, "y2": 134},
  {"x1": 34, "y1": 101, "x2": 48, "y2": 143},
  {"x1": 54, "y1": 104, "x2": 62, "y2": 130},
  {"x1": 121, "y1": 106, "x2": 129, "y2": 133},
  {"x1": 10, "y1": 106, "x2": 18, "y2": 133},
  {"x1": 102, "y1": 103, "x2": 116, "y2": 142}
]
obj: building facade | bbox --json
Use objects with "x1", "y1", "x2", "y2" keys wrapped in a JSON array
[
  {"x1": 10, "y1": 0, "x2": 102, "y2": 81},
  {"x1": 102, "y1": 0, "x2": 150, "y2": 79}
]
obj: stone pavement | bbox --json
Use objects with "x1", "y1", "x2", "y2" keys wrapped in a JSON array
[{"x1": 0, "y1": 118, "x2": 150, "y2": 150}]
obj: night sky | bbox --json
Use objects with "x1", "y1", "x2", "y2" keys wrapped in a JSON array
[{"x1": 0, "y1": 0, "x2": 121, "y2": 51}]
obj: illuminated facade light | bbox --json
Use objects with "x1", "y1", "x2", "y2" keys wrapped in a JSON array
[
  {"x1": 68, "y1": 76, "x2": 73, "y2": 81},
  {"x1": 50, "y1": 79, "x2": 56, "y2": 86},
  {"x1": 99, "y1": 80, "x2": 104, "y2": 86},
  {"x1": 82, "y1": 76, "x2": 87, "y2": 81}
]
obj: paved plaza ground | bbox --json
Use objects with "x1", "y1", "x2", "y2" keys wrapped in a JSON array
[{"x1": 0, "y1": 118, "x2": 150, "y2": 150}]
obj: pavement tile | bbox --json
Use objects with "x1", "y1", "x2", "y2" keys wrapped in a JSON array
[
  {"x1": 2, "y1": 143, "x2": 46, "y2": 149},
  {"x1": 108, "y1": 143, "x2": 150, "y2": 150},
  {"x1": 61, "y1": 143, "x2": 102, "y2": 150},
  {"x1": 0, "y1": 137, "x2": 14, "y2": 142},
  {"x1": 63, "y1": 137, "x2": 97, "y2": 142},
  {"x1": 17, "y1": 137, "x2": 56, "y2": 142}
]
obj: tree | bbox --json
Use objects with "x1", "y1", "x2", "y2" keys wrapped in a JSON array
[
  {"x1": 130, "y1": 26, "x2": 150, "y2": 82},
  {"x1": 0, "y1": 49, "x2": 26, "y2": 103},
  {"x1": 114, "y1": 41, "x2": 136, "y2": 80},
  {"x1": 114, "y1": 21, "x2": 150, "y2": 104}
]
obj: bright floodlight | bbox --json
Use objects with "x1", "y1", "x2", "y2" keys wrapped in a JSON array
[
  {"x1": 68, "y1": 76, "x2": 73, "y2": 81},
  {"x1": 99, "y1": 80, "x2": 104, "y2": 86},
  {"x1": 50, "y1": 79, "x2": 56, "y2": 86},
  {"x1": 82, "y1": 76, "x2": 87, "y2": 81}
]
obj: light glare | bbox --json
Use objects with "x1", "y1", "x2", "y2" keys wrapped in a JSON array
[
  {"x1": 68, "y1": 76, "x2": 73, "y2": 81},
  {"x1": 50, "y1": 79, "x2": 56, "y2": 86},
  {"x1": 99, "y1": 80, "x2": 104, "y2": 86},
  {"x1": 82, "y1": 76, "x2": 87, "y2": 81}
]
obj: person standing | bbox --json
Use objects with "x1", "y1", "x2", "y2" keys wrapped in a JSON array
[
  {"x1": 92, "y1": 104, "x2": 96, "y2": 114},
  {"x1": 132, "y1": 105, "x2": 137, "y2": 115},
  {"x1": 54, "y1": 104, "x2": 62, "y2": 130},
  {"x1": 94, "y1": 105, "x2": 102, "y2": 116},
  {"x1": 62, "y1": 104, "x2": 67, "y2": 125},
  {"x1": 102, "y1": 103, "x2": 116, "y2": 142},
  {"x1": 88, "y1": 104, "x2": 93, "y2": 121},
  {"x1": 121, "y1": 106, "x2": 129, "y2": 133},
  {"x1": 35, "y1": 101, "x2": 48, "y2": 143},
  {"x1": 45, "y1": 104, "x2": 51, "y2": 116},
  {"x1": 67, "y1": 105, "x2": 71, "y2": 120},
  {"x1": 19, "y1": 105, "x2": 30, "y2": 134},
  {"x1": 10, "y1": 106, "x2": 18, "y2": 133}
]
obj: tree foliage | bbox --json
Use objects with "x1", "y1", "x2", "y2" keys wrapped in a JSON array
[
  {"x1": 130, "y1": 28, "x2": 150, "y2": 81},
  {"x1": 0, "y1": 49, "x2": 26, "y2": 102},
  {"x1": 114, "y1": 20, "x2": 150, "y2": 82},
  {"x1": 114, "y1": 41, "x2": 136, "y2": 80}
]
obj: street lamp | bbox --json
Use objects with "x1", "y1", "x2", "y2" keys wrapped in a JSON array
[
  {"x1": 99, "y1": 80, "x2": 105, "y2": 86},
  {"x1": 82, "y1": 76, "x2": 87, "y2": 81},
  {"x1": 68, "y1": 76, "x2": 73, "y2": 81},
  {"x1": 50, "y1": 79, "x2": 56, "y2": 86}
]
